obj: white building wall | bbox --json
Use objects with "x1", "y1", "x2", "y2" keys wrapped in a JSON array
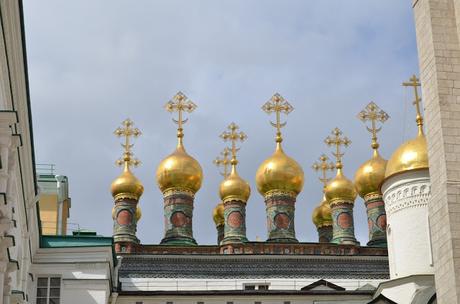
[{"x1": 382, "y1": 169, "x2": 433, "y2": 279}]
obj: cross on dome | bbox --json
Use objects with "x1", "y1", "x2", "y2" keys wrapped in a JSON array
[
  {"x1": 114, "y1": 118, "x2": 141, "y2": 168},
  {"x1": 357, "y1": 102, "x2": 389, "y2": 151},
  {"x1": 324, "y1": 127, "x2": 351, "y2": 170},
  {"x1": 213, "y1": 147, "x2": 231, "y2": 178},
  {"x1": 164, "y1": 91, "x2": 198, "y2": 144},
  {"x1": 220, "y1": 122, "x2": 247, "y2": 166},
  {"x1": 312, "y1": 154, "x2": 335, "y2": 190},
  {"x1": 402, "y1": 75, "x2": 424, "y2": 135},
  {"x1": 262, "y1": 93, "x2": 293, "y2": 143}
]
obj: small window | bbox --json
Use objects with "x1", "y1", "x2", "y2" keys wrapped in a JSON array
[
  {"x1": 284, "y1": 302, "x2": 291, "y2": 304},
  {"x1": 258, "y1": 284, "x2": 269, "y2": 290},
  {"x1": 197, "y1": 302, "x2": 204, "y2": 304},
  {"x1": 136, "y1": 302, "x2": 143, "y2": 304},
  {"x1": 36, "y1": 277, "x2": 61, "y2": 304},
  {"x1": 244, "y1": 285, "x2": 256, "y2": 290},
  {"x1": 255, "y1": 302, "x2": 262, "y2": 304},
  {"x1": 166, "y1": 302, "x2": 173, "y2": 304},
  {"x1": 227, "y1": 302, "x2": 234, "y2": 304}
]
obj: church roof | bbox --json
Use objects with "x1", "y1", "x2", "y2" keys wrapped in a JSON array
[{"x1": 119, "y1": 254, "x2": 389, "y2": 280}]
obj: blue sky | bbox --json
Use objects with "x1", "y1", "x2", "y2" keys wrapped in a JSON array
[{"x1": 24, "y1": 1, "x2": 420, "y2": 244}]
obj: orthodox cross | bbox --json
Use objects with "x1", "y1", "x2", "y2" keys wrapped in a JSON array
[
  {"x1": 213, "y1": 147, "x2": 231, "y2": 178},
  {"x1": 357, "y1": 102, "x2": 389, "y2": 151},
  {"x1": 114, "y1": 118, "x2": 141, "y2": 168},
  {"x1": 402, "y1": 75, "x2": 424, "y2": 134},
  {"x1": 220, "y1": 122, "x2": 247, "y2": 166},
  {"x1": 312, "y1": 154, "x2": 335, "y2": 190},
  {"x1": 262, "y1": 93, "x2": 293, "y2": 143},
  {"x1": 164, "y1": 91, "x2": 197, "y2": 140},
  {"x1": 324, "y1": 127, "x2": 351, "y2": 169}
]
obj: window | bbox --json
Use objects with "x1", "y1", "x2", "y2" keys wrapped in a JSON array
[
  {"x1": 166, "y1": 302, "x2": 173, "y2": 304},
  {"x1": 258, "y1": 284, "x2": 269, "y2": 290},
  {"x1": 36, "y1": 277, "x2": 60, "y2": 304},
  {"x1": 284, "y1": 302, "x2": 291, "y2": 304},
  {"x1": 227, "y1": 302, "x2": 234, "y2": 304},
  {"x1": 255, "y1": 302, "x2": 262, "y2": 304},
  {"x1": 244, "y1": 285, "x2": 256, "y2": 290},
  {"x1": 197, "y1": 302, "x2": 204, "y2": 304}
]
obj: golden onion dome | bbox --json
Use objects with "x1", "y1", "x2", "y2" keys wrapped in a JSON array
[
  {"x1": 256, "y1": 143, "x2": 304, "y2": 197},
  {"x1": 325, "y1": 169, "x2": 357, "y2": 203},
  {"x1": 354, "y1": 150, "x2": 387, "y2": 198},
  {"x1": 312, "y1": 196, "x2": 332, "y2": 228},
  {"x1": 385, "y1": 132, "x2": 428, "y2": 179},
  {"x1": 111, "y1": 164, "x2": 144, "y2": 201},
  {"x1": 220, "y1": 166, "x2": 251, "y2": 203},
  {"x1": 212, "y1": 202, "x2": 225, "y2": 226},
  {"x1": 156, "y1": 142, "x2": 203, "y2": 194}
]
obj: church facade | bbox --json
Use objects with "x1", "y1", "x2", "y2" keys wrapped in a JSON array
[{"x1": 0, "y1": 0, "x2": 459, "y2": 303}]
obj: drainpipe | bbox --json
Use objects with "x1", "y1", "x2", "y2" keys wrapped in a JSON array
[{"x1": 55, "y1": 175, "x2": 65, "y2": 235}]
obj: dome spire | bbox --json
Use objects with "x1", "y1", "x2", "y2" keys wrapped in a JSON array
[
  {"x1": 156, "y1": 92, "x2": 202, "y2": 246},
  {"x1": 213, "y1": 147, "x2": 231, "y2": 178},
  {"x1": 220, "y1": 122, "x2": 248, "y2": 174},
  {"x1": 111, "y1": 119, "x2": 143, "y2": 253},
  {"x1": 357, "y1": 102, "x2": 390, "y2": 154},
  {"x1": 262, "y1": 93, "x2": 293, "y2": 147},
  {"x1": 324, "y1": 127, "x2": 351, "y2": 172},
  {"x1": 355, "y1": 102, "x2": 389, "y2": 247},
  {"x1": 164, "y1": 91, "x2": 198, "y2": 149},
  {"x1": 403, "y1": 75, "x2": 424, "y2": 136},
  {"x1": 218, "y1": 122, "x2": 250, "y2": 246},
  {"x1": 312, "y1": 154, "x2": 335, "y2": 192},
  {"x1": 324, "y1": 127, "x2": 358, "y2": 245},
  {"x1": 312, "y1": 154, "x2": 334, "y2": 242},
  {"x1": 114, "y1": 118, "x2": 141, "y2": 173}
]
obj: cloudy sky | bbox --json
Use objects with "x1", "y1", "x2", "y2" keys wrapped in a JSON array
[{"x1": 23, "y1": 1, "x2": 420, "y2": 245}]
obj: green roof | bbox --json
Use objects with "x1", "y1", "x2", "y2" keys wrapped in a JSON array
[{"x1": 40, "y1": 234, "x2": 113, "y2": 248}]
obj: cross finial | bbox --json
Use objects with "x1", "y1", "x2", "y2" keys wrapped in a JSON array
[
  {"x1": 324, "y1": 127, "x2": 351, "y2": 170},
  {"x1": 213, "y1": 147, "x2": 231, "y2": 178},
  {"x1": 402, "y1": 75, "x2": 424, "y2": 135},
  {"x1": 262, "y1": 93, "x2": 293, "y2": 144},
  {"x1": 164, "y1": 91, "x2": 198, "y2": 146},
  {"x1": 220, "y1": 122, "x2": 247, "y2": 169},
  {"x1": 312, "y1": 154, "x2": 335, "y2": 190},
  {"x1": 114, "y1": 118, "x2": 141, "y2": 169},
  {"x1": 357, "y1": 102, "x2": 389, "y2": 151}
]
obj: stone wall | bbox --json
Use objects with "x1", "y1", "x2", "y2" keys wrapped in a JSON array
[{"x1": 413, "y1": 0, "x2": 460, "y2": 302}]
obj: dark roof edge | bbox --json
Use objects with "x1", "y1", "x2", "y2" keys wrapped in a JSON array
[{"x1": 118, "y1": 289, "x2": 374, "y2": 296}]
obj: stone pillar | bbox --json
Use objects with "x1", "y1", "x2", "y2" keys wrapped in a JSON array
[
  {"x1": 222, "y1": 200, "x2": 248, "y2": 244},
  {"x1": 113, "y1": 198, "x2": 139, "y2": 253},
  {"x1": 161, "y1": 189, "x2": 196, "y2": 245},
  {"x1": 412, "y1": 0, "x2": 460, "y2": 301},
  {"x1": 364, "y1": 193, "x2": 387, "y2": 247},
  {"x1": 265, "y1": 192, "x2": 297, "y2": 243},
  {"x1": 329, "y1": 200, "x2": 358, "y2": 245}
]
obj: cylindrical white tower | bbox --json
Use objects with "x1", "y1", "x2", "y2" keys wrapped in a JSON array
[{"x1": 382, "y1": 127, "x2": 433, "y2": 279}]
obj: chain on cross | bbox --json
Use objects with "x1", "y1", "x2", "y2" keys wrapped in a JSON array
[
  {"x1": 213, "y1": 147, "x2": 231, "y2": 178},
  {"x1": 324, "y1": 127, "x2": 351, "y2": 169},
  {"x1": 114, "y1": 118, "x2": 141, "y2": 168},
  {"x1": 164, "y1": 91, "x2": 198, "y2": 139},
  {"x1": 357, "y1": 102, "x2": 389, "y2": 150},
  {"x1": 312, "y1": 154, "x2": 335, "y2": 189},
  {"x1": 220, "y1": 122, "x2": 247, "y2": 165},
  {"x1": 402, "y1": 75, "x2": 424, "y2": 134},
  {"x1": 262, "y1": 93, "x2": 294, "y2": 143}
]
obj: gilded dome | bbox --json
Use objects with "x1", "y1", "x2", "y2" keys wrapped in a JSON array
[
  {"x1": 220, "y1": 166, "x2": 251, "y2": 203},
  {"x1": 325, "y1": 169, "x2": 357, "y2": 203},
  {"x1": 256, "y1": 143, "x2": 304, "y2": 197},
  {"x1": 212, "y1": 202, "x2": 225, "y2": 226},
  {"x1": 312, "y1": 196, "x2": 332, "y2": 228},
  {"x1": 354, "y1": 150, "x2": 387, "y2": 198},
  {"x1": 385, "y1": 133, "x2": 428, "y2": 179},
  {"x1": 156, "y1": 143, "x2": 203, "y2": 194},
  {"x1": 111, "y1": 164, "x2": 144, "y2": 201}
]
